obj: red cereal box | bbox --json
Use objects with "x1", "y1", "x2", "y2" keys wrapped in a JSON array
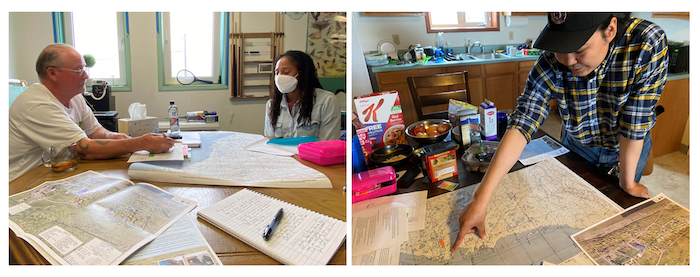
[{"x1": 353, "y1": 91, "x2": 407, "y2": 149}]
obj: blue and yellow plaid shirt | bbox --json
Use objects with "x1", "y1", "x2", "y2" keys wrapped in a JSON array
[{"x1": 509, "y1": 18, "x2": 668, "y2": 151}]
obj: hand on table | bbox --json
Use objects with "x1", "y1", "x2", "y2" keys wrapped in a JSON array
[
  {"x1": 450, "y1": 197, "x2": 488, "y2": 253},
  {"x1": 139, "y1": 133, "x2": 175, "y2": 153},
  {"x1": 619, "y1": 181, "x2": 650, "y2": 199}
]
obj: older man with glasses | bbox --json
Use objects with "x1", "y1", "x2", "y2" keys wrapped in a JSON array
[{"x1": 9, "y1": 43, "x2": 174, "y2": 181}]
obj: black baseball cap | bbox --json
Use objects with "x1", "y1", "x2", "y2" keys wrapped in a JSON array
[{"x1": 533, "y1": 12, "x2": 613, "y2": 53}]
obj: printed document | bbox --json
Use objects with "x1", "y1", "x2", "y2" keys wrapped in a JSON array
[
  {"x1": 128, "y1": 143, "x2": 184, "y2": 163},
  {"x1": 8, "y1": 171, "x2": 196, "y2": 265},
  {"x1": 352, "y1": 202, "x2": 409, "y2": 256},
  {"x1": 122, "y1": 215, "x2": 222, "y2": 265},
  {"x1": 352, "y1": 190, "x2": 427, "y2": 232},
  {"x1": 519, "y1": 135, "x2": 569, "y2": 166},
  {"x1": 351, "y1": 245, "x2": 400, "y2": 265}
]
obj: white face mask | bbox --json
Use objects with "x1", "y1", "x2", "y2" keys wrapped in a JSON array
[{"x1": 275, "y1": 74, "x2": 299, "y2": 94}]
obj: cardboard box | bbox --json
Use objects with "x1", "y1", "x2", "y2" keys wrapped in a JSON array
[
  {"x1": 118, "y1": 116, "x2": 159, "y2": 137},
  {"x1": 479, "y1": 100, "x2": 497, "y2": 141},
  {"x1": 353, "y1": 91, "x2": 407, "y2": 148}
]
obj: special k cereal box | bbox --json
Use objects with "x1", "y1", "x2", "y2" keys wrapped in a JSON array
[{"x1": 353, "y1": 91, "x2": 407, "y2": 149}]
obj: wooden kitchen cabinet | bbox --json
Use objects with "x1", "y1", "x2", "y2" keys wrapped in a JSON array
[
  {"x1": 485, "y1": 74, "x2": 517, "y2": 111},
  {"x1": 373, "y1": 59, "x2": 535, "y2": 124},
  {"x1": 650, "y1": 78, "x2": 689, "y2": 158}
]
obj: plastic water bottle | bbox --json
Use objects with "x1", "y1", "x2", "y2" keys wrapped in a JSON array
[
  {"x1": 414, "y1": 44, "x2": 425, "y2": 61},
  {"x1": 437, "y1": 32, "x2": 445, "y2": 53},
  {"x1": 168, "y1": 101, "x2": 180, "y2": 135},
  {"x1": 446, "y1": 42, "x2": 453, "y2": 56}
]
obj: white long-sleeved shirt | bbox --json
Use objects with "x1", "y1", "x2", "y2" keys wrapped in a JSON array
[{"x1": 264, "y1": 88, "x2": 341, "y2": 141}]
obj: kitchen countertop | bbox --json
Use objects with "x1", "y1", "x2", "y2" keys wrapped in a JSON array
[
  {"x1": 369, "y1": 54, "x2": 540, "y2": 73},
  {"x1": 368, "y1": 54, "x2": 690, "y2": 81}
]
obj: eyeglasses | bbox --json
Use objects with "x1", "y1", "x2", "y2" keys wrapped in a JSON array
[{"x1": 51, "y1": 66, "x2": 88, "y2": 75}]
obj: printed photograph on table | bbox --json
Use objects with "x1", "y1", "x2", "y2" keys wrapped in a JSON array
[
  {"x1": 9, "y1": 10, "x2": 346, "y2": 266},
  {"x1": 350, "y1": 11, "x2": 690, "y2": 266}
]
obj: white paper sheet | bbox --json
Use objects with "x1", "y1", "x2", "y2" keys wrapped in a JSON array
[
  {"x1": 519, "y1": 135, "x2": 569, "y2": 166},
  {"x1": 352, "y1": 191, "x2": 427, "y2": 232},
  {"x1": 128, "y1": 143, "x2": 184, "y2": 163},
  {"x1": 351, "y1": 245, "x2": 400, "y2": 265},
  {"x1": 244, "y1": 138, "x2": 295, "y2": 157},
  {"x1": 351, "y1": 202, "x2": 408, "y2": 256}
]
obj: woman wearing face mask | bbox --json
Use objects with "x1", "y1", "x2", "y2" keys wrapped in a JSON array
[{"x1": 264, "y1": 50, "x2": 341, "y2": 141}]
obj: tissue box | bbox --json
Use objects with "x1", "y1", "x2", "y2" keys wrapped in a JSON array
[{"x1": 118, "y1": 117, "x2": 159, "y2": 137}]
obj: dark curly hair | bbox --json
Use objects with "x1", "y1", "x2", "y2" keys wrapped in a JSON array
[{"x1": 268, "y1": 50, "x2": 324, "y2": 130}]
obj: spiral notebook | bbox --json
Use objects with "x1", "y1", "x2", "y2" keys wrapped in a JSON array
[{"x1": 197, "y1": 189, "x2": 346, "y2": 265}]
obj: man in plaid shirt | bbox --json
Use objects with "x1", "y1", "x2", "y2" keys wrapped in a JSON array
[{"x1": 452, "y1": 12, "x2": 668, "y2": 251}]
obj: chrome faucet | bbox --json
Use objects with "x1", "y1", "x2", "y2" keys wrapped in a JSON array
[
  {"x1": 467, "y1": 39, "x2": 484, "y2": 54},
  {"x1": 471, "y1": 41, "x2": 484, "y2": 54}
]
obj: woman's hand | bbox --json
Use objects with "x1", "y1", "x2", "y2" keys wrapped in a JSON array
[{"x1": 450, "y1": 197, "x2": 489, "y2": 253}]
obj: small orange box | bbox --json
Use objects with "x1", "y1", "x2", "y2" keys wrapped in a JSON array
[{"x1": 421, "y1": 141, "x2": 459, "y2": 183}]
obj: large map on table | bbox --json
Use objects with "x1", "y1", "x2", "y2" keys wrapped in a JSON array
[
  {"x1": 128, "y1": 132, "x2": 332, "y2": 188},
  {"x1": 399, "y1": 158, "x2": 623, "y2": 265},
  {"x1": 572, "y1": 194, "x2": 689, "y2": 265}
]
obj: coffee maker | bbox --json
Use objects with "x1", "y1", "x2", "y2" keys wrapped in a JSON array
[{"x1": 84, "y1": 80, "x2": 119, "y2": 132}]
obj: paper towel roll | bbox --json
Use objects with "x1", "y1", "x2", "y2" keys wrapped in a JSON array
[{"x1": 506, "y1": 16, "x2": 528, "y2": 27}]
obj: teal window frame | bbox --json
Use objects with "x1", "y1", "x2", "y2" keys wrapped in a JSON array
[
  {"x1": 155, "y1": 12, "x2": 229, "y2": 91},
  {"x1": 53, "y1": 12, "x2": 133, "y2": 92}
]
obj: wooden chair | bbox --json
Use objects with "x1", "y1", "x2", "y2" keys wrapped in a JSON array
[{"x1": 407, "y1": 71, "x2": 471, "y2": 120}]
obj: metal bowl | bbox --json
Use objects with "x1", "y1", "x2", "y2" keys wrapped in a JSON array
[
  {"x1": 405, "y1": 119, "x2": 453, "y2": 146},
  {"x1": 370, "y1": 144, "x2": 414, "y2": 167}
]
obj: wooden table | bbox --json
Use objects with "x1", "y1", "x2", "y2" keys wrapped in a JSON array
[
  {"x1": 9, "y1": 144, "x2": 347, "y2": 265},
  {"x1": 392, "y1": 130, "x2": 646, "y2": 209}
]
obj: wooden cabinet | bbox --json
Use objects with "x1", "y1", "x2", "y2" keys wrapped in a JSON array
[
  {"x1": 485, "y1": 74, "x2": 516, "y2": 111},
  {"x1": 373, "y1": 59, "x2": 535, "y2": 124},
  {"x1": 650, "y1": 78, "x2": 689, "y2": 158}
]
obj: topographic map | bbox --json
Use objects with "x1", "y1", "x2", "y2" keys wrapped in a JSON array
[
  {"x1": 572, "y1": 194, "x2": 690, "y2": 265},
  {"x1": 128, "y1": 132, "x2": 331, "y2": 188},
  {"x1": 399, "y1": 158, "x2": 623, "y2": 265},
  {"x1": 8, "y1": 171, "x2": 195, "y2": 265}
]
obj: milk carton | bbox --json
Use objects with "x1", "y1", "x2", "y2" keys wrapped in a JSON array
[{"x1": 479, "y1": 99, "x2": 497, "y2": 141}]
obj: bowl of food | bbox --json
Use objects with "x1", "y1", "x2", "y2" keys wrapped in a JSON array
[
  {"x1": 405, "y1": 119, "x2": 452, "y2": 146},
  {"x1": 382, "y1": 124, "x2": 408, "y2": 146},
  {"x1": 370, "y1": 144, "x2": 414, "y2": 167}
]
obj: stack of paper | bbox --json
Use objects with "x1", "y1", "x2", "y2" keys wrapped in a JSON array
[{"x1": 350, "y1": 191, "x2": 428, "y2": 265}]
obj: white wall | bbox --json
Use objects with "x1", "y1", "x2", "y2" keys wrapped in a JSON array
[{"x1": 8, "y1": 12, "x2": 313, "y2": 135}]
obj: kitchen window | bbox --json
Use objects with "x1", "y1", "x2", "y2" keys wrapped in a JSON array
[
  {"x1": 426, "y1": 12, "x2": 500, "y2": 33},
  {"x1": 55, "y1": 12, "x2": 132, "y2": 91},
  {"x1": 156, "y1": 12, "x2": 228, "y2": 91}
]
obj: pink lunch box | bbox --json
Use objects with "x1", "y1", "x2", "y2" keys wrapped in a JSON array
[
  {"x1": 352, "y1": 166, "x2": 397, "y2": 204},
  {"x1": 298, "y1": 140, "x2": 346, "y2": 166}
]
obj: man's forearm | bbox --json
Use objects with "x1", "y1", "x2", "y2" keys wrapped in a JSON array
[
  {"x1": 87, "y1": 127, "x2": 111, "y2": 139},
  {"x1": 75, "y1": 137, "x2": 143, "y2": 160},
  {"x1": 474, "y1": 129, "x2": 529, "y2": 201},
  {"x1": 618, "y1": 135, "x2": 644, "y2": 185}
]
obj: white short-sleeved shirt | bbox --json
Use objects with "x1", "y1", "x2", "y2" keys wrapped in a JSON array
[
  {"x1": 264, "y1": 88, "x2": 341, "y2": 141},
  {"x1": 9, "y1": 84, "x2": 102, "y2": 181}
]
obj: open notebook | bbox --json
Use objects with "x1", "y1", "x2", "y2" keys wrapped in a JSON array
[{"x1": 197, "y1": 189, "x2": 346, "y2": 265}]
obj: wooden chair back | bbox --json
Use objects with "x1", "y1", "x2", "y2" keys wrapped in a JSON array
[{"x1": 407, "y1": 71, "x2": 471, "y2": 120}]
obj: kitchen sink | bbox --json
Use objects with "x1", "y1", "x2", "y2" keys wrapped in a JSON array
[{"x1": 466, "y1": 53, "x2": 511, "y2": 60}]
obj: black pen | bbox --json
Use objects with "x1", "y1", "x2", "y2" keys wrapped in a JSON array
[{"x1": 262, "y1": 208, "x2": 284, "y2": 241}]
